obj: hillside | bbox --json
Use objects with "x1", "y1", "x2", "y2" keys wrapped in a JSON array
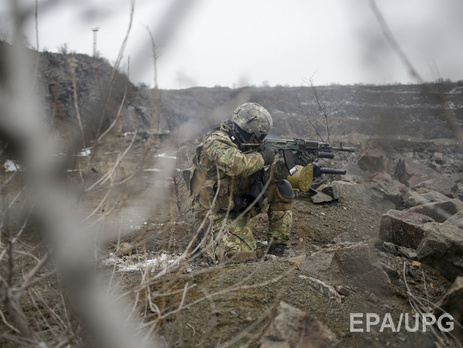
[
  {"x1": 3, "y1": 41, "x2": 462, "y2": 145},
  {"x1": 157, "y1": 82, "x2": 463, "y2": 141}
]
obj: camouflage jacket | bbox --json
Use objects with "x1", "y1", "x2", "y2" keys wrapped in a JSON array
[{"x1": 190, "y1": 122, "x2": 289, "y2": 213}]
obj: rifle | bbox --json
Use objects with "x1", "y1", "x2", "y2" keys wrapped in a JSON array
[{"x1": 243, "y1": 138, "x2": 355, "y2": 176}]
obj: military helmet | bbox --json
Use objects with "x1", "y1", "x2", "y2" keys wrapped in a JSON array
[{"x1": 232, "y1": 102, "x2": 273, "y2": 142}]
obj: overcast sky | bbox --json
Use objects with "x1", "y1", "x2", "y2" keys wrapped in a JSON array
[{"x1": 1, "y1": 0, "x2": 463, "y2": 89}]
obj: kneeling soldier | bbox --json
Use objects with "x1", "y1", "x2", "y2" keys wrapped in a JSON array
[{"x1": 187, "y1": 102, "x2": 313, "y2": 262}]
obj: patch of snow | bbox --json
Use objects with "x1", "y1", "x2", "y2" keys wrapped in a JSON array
[
  {"x1": 102, "y1": 253, "x2": 179, "y2": 273},
  {"x1": 3, "y1": 159, "x2": 21, "y2": 172},
  {"x1": 77, "y1": 148, "x2": 91, "y2": 157},
  {"x1": 155, "y1": 153, "x2": 177, "y2": 160}
]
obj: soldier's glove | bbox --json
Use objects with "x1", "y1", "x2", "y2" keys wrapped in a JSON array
[
  {"x1": 259, "y1": 144, "x2": 275, "y2": 165},
  {"x1": 295, "y1": 152, "x2": 315, "y2": 167}
]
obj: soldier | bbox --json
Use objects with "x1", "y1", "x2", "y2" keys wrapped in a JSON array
[{"x1": 187, "y1": 102, "x2": 313, "y2": 263}]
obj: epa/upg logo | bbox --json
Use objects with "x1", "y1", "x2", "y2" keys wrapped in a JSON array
[{"x1": 350, "y1": 313, "x2": 454, "y2": 333}]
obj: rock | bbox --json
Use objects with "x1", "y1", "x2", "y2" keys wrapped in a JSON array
[
  {"x1": 403, "y1": 189, "x2": 450, "y2": 208},
  {"x1": 332, "y1": 232, "x2": 353, "y2": 244},
  {"x1": 378, "y1": 261, "x2": 400, "y2": 279},
  {"x1": 407, "y1": 199, "x2": 463, "y2": 223},
  {"x1": 299, "y1": 243, "x2": 392, "y2": 296},
  {"x1": 431, "y1": 152, "x2": 445, "y2": 165},
  {"x1": 379, "y1": 209, "x2": 434, "y2": 249},
  {"x1": 444, "y1": 212, "x2": 463, "y2": 228},
  {"x1": 404, "y1": 190, "x2": 449, "y2": 209},
  {"x1": 318, "y1": 184, "x2": 341, "y2": 200},
  {"x1": 335, "y1": 285, "x2": 350, "y2": 296},
  {"x1": 331, "y1": 181, "x2": 366, "y2": 202},
  {"x1": 429, "y1": 161, "x2": 442, "y2": 173},
  {"x1": 417, "y1": 223, "x2": 463, "y2": 281},
  {"x1": 285, "y1": 255, "x2": 305, "y2": 269},
  {"x1": 330, "y1": 181, "x2": 405, "y2": 214},
  {"x1": 371, "y1": 171, "x2": 393, "y2": 182},
  {"x1": 394, "y1": 158, "x2": 458, "y2": 198},
  {"x1": 311, "y1": 191, "x2": 333, "y2": 204},
  {"x1": 434, "y1": 277, "x2": 463, "y2": 344},
  {"x1": 117, "y1": 242, "x2": 135, "y2": 256},
  {"x1": 414, "y1": 178, "x2": 458, "y2": 199},
  {"x1": 369, "y1": 180, "x2": 407, "y2": 210},
  {"x1": 259, "y1": 302, "x2": 339, "y2": 348},
  {"x1": 394, "y1": 158, "x2": 436, "y2": 185},
  {"x1": 450, "y1": 172, "x2": 463, "y2": 184},
  {"x1": 299, "y1": 275, "x2": 342, "y2": 303}
]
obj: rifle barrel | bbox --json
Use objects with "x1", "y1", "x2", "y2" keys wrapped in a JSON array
[
  {"x1": 320, "y1": 167, "x2": 346, "y2": 175},
  {"x1": 333, "y1": 146, "x2": 356, "y2": 152},
  {"x1": 317, "y1": 151, "x2": 334, "y2": 159}
]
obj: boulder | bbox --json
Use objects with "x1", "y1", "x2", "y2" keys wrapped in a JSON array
[
  {"x1": 403, "y1": 189, "x2": 450, "y2": 209},
  {"x1": 417, "y1": 223, "x2": 463, "y2": 281},
  {"x1": 369, "y1": 180, "x2": 408, "y2": 210},
  {"x1": 379, "y1": 209, "x2": 434, "y2": 249},
  {"x1": 444, "y1": 212, "x2": 463, "y2": 229},
  {"x1": 394, "y1": 158, "x2": 458, "y2": 198},
  {"x1": 298, "y1": 243, "x2": 391, "y2": 296},
  {"x1": 414, "y1": 178, "x2": 458, "y2": 199},
  {"x1": 331, "y1": 181, "x2": 368, "y2": 205},
  {"x1": 407, "y1": 199, "x2": 463, "y2": 223},
  {"x1": 259, "y1": 302, "x2": 339, "y2": 348},
  {"x1": 330, "y1": 181, "x2": 405, "y2": 214},
  {"x1": 434, "y1": 277, "x2": 463, "y2": 344}
]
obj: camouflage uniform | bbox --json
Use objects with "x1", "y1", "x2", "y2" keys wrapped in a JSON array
[{"x1": 189, "y1": 121, "x2": 294, "y2": 262}]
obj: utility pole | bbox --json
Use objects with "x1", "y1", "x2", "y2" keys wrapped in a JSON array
[{"x1": 92, "y1": 27, "x2": 100, "y2": 56}]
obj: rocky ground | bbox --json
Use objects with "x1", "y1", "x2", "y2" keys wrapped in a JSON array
[
  {"x1": 1, "y1": 132, "x2": 462, "y2": 348},
  {"x1": 108, "y1": 196, "x2": 451, "y2": 348},
  {"x1": 94, "y1": 133, "x2": 462, "y2": 347}
]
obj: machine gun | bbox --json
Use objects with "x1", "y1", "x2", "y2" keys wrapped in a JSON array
[{"x1": 243, "y1": 138, "x2": 355, "y2": 176}]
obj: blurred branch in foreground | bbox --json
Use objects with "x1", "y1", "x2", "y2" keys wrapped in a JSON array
[{"x1": 370, "y1": 0, "x2": 463, "y2": 147}]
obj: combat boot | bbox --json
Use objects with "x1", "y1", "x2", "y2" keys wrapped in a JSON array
[{"x1": 267, "y1": 243, "x2": 294, "y2": 257}]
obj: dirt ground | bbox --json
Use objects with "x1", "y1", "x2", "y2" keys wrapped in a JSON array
[{"x1": 0, "y1": 134, "x2": 456, "y2": 348}]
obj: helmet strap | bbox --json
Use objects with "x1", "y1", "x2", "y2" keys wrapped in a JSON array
[{"x1": 225, "y1": 121, "x2": 248, "y2": 149}]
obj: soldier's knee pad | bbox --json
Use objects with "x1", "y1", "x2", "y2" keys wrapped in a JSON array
[
  {"x1": 269, "y1": 179, "x2": 294, "y2": 211},
  {"x1": 278, "y1": 179, "x2": 295, "y2": 200}
]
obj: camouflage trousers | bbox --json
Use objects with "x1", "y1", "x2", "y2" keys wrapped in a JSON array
[
  {"x1": 194, "y1": 179, "x2": 294, "y2": 262},
  {"x1": 203, "y1": 208, "x2": 292, "y2": 262}
]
